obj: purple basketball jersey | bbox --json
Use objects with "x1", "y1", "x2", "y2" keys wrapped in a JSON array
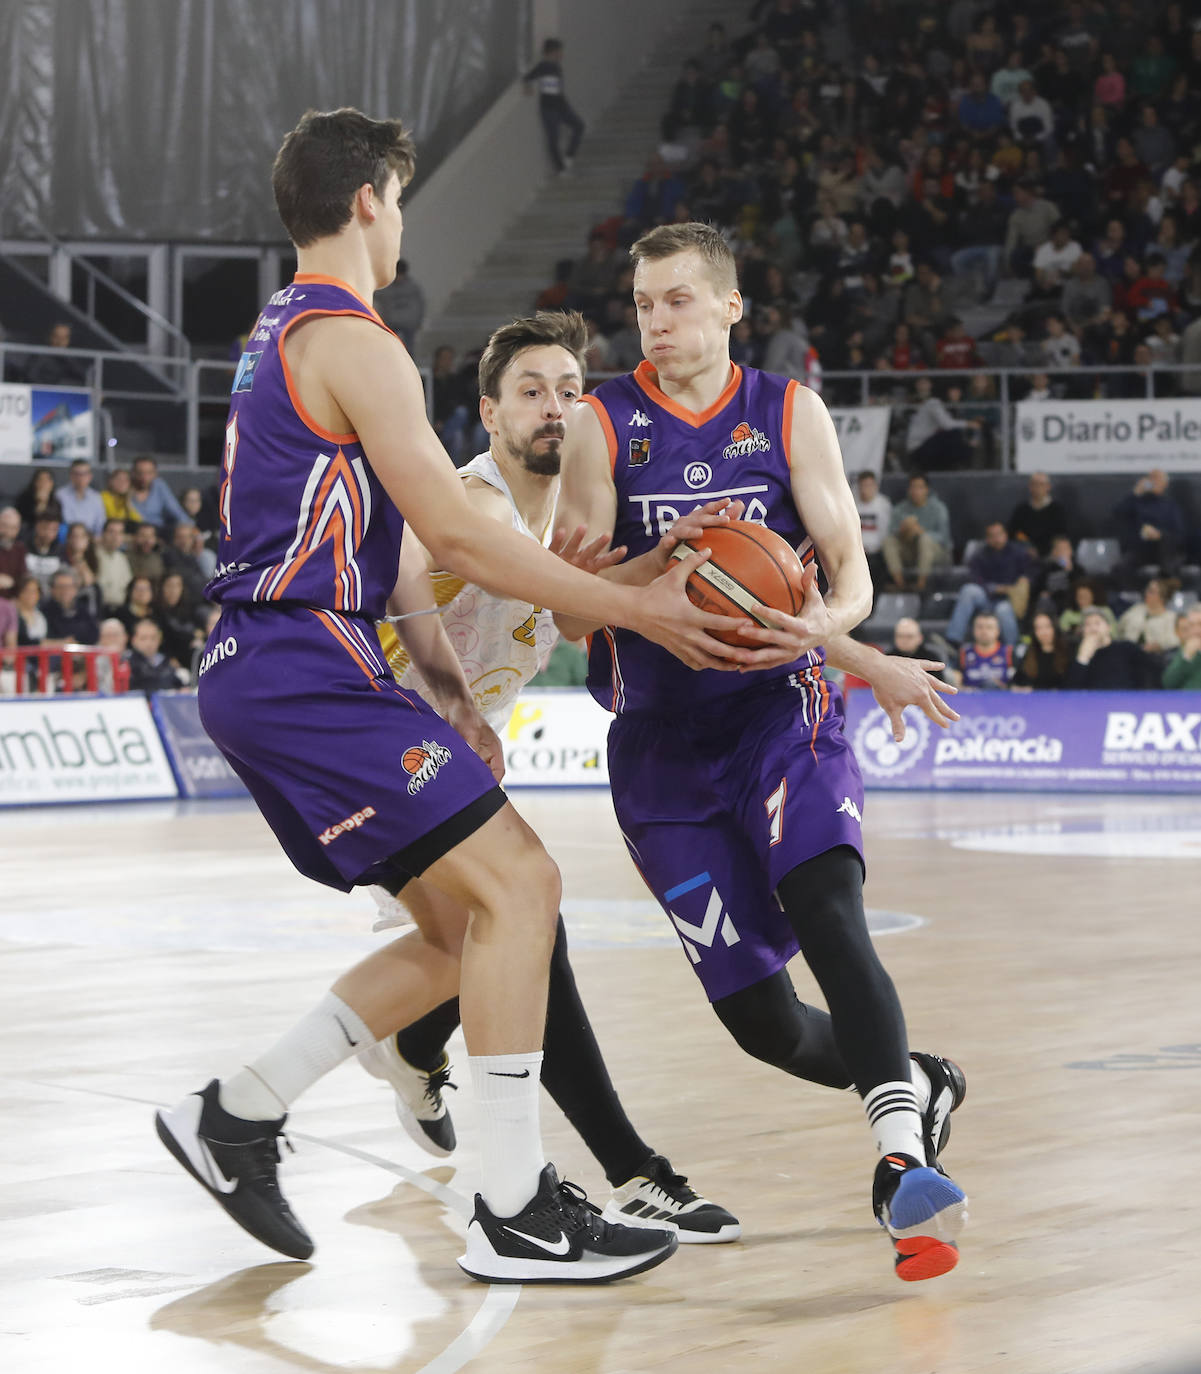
[
  {"x1": 583, "y1": 362, "x2": 823, "y2": 715},
  {"x1": 208, "y1": 274, "x2": 406, "y2": 619}
]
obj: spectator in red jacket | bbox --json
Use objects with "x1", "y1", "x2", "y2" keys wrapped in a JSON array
[
  {"x1": 935, "y1": 319, "x2": 981, "y2": 369},
  {"x1": 1123, "y1": 255, "x2": 1178, "y2": 322}
]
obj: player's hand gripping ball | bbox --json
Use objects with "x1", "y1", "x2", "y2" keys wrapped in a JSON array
[{"x1": 670, "y1": 520, "x2": 808, "y2": 647}]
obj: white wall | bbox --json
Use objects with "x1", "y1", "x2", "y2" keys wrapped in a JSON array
[{"x1": 402, "y1": 0, "x2": 682, "y2": 322}]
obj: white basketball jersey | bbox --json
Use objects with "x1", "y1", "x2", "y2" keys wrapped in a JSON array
[{"x1": 381, "y1": 452, "x2": 559, "y2": 731}]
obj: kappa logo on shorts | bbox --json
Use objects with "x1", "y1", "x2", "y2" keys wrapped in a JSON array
[
  {"x1": 662, "y1": 871, "x2": 740, "y2": 966},
  {"x1": 402, "y1": 740, "x2": 453, "y2": 795},
  {"x1": 722, "y1": 421, "x2": 771, "y2": 461},
  {"x1": 836, "y1": 796, "x2": 863, "y2": 823},
  {"x1": 318, "y1": 805, "x2": 377, "y2": 846}
]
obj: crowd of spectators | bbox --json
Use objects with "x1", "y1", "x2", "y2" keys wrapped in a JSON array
[
  {"x1": 0, "y1": 456, "x2": 221, "y2": 693},
  {"x1": 409, "y1": 0, "x2": 1201, "y2": 472},
  {"x1": 856, "y1": 463, "x2": 1201, "y2": 690}
]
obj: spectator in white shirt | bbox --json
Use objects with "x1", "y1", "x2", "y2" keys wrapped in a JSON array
[
  {"x1": 1041, "y1": 315, "x2": 1081, "y2": 369},
  {"x1": 56, "y1": 460, "x2": 107, "y2": 536},
  {"x1": 856, "y1": 470, "x2": 892, "y2": 588},
  {"x1": 1009, "y1": 80, "x2": 1054, "y2": 145},
  {"x1": 95, "y1": 518, "x2": 133, "y2": 611},
  {"x1": 1033, "y1": 222, "x2": 1083, "y2": 296}
]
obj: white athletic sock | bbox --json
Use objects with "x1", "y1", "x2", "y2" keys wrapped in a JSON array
[
  {"x1": 219, "y1": 992, "x2": 373, "y2": 1121},
  {"x1": 863, "y1": 1080, "x2": 926, "y2": 1161},
  {"x1": 847, "y1": 1061, "x2": 931, "y2": 1111},
  {"x1": 469, "y1": 1051, "x2": 546, "y2": 1218}
]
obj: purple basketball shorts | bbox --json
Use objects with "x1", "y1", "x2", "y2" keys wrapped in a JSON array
[
  {"x1": 607, "y1": 674, "x2": 865, "y2": 1002},
  {"x1": 197, "y1": 604, "x2": 500, "y2": 892}
]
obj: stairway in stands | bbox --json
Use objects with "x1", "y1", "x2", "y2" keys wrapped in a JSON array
[{"x1": 423, "y1": 0, "x2": 734, "y2": 361}]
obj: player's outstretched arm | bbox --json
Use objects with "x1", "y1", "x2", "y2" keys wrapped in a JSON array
[
  {"x1": 320, "y1": 319, "x2": 748, "y2": 672},
  {"x1": 384, "y1": 529, "x2": 504, "y2": 781},
  {"x1": 823, "y1": 636, "x2": 960, "y2": 742}
]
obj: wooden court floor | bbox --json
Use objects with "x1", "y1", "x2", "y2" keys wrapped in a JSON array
[{"x1": 2, "y1": 788, "x2": 1200, "y2": 1374}]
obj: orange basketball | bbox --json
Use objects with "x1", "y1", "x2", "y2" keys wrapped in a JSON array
[
  {"x1": 401, "y1": 746, "x2": 428, "y2": 775},
  {"x1": 671, "y1": 520, "x2": 807, "y2": 646}
]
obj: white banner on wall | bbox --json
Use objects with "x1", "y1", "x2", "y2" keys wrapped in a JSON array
[
  {"x1": 0, "y1": 695, "x2": 178, "y2": 806},
  {"x1": 829, "y1": 406, "x2": 890, "y2": 479},
  {"x1": 0, "y1": 384, "x2": 34, "y2": 465},
  {"x1": 1015, "y1": 399, "x2": 1201, "y2": 473},
  {"x1": 501, "y1": 690, "x2": 611, "y2": 787}
]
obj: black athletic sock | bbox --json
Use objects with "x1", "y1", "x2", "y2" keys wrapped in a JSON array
[
  {"x1": 776, "y1": 845, "x2": 910, "y2": 1096},
  {"x1": 540, "y1": 915, "x2": 655, "y2": 1187},
  {"x1": 712, "y1": 969, "x2": 851, "y2": 1088},
  {"x1": 395, "y1": 997, "x2": 462, "y2": 1074}
]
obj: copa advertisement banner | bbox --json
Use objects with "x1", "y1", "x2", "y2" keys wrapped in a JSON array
[
  {"x1": 0, "y1": 694, "x2": 178, "y2": 806},
  {"x1": 0, "y1": 382, "x2": 94, "y2": 463},
  {"x1": 828, "y1": 406, "x2": 890, "y2": 479},
  {"x1": 150, "y1": 693, "x2": 247, "y2": 799},
  {"x1": 501, "y1": 689, "x2": 611, "y2": 787},
  {"x1": 845, "y1": 689, "x2": 1201, "y2": 793},
  {"x1": 1015, "y1": 398, "x2": 1201, "y2": 474}
]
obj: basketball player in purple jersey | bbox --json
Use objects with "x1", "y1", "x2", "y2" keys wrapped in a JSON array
[
  {"x1": 370, "y1": 312, "x2": 967, "y2": 1249},
  {"x1": 154, "y1": 112, "x2": 750, "y2": 1286},
  {"x1": 554, "y1": 223, "x2": 969, "y2": 1282}
]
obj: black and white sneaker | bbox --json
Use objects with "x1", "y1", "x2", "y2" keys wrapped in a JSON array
[
  {"x1": 601, "y1": 1154, "x2": 741, "y2": 1244},
  {"x1": 911, "y1": 1052, "x2": 967, "y2": 1165},
  {"x1": 458, "y1": 1163, "x2": 678, "y2": 1284},
  {"x1": 358, "y1": 1038, "x2": 456, "y2": 1157},
  {"x1": 154, "y1": 1079, "x2": 313, "y2": 1260}
]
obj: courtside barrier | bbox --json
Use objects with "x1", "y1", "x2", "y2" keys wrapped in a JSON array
[
  {"x1": 0, "y1": 693, "x2": 177, "y2": 806},
  {"x1": 844, "y1": 689, "x2": 1201, "y2": 793},
  {"x1": 6, "y1": 688, "x2": 1200, "y2": 805}
]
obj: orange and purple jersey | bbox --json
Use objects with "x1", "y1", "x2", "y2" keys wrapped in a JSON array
[
  {"x1": 582, "y1": 361, "x2": 823, "y2": 716},
  {"x1": 206, "y1": 275, "x2": 406, "y2": 619}
]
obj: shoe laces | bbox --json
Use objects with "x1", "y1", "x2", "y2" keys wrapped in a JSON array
[
  {"x1": 225, "y1": 1130, "x2": 294, "y2": 1194},
  {"x1": 551, "y1": 1176, "x2": 612, "y2": 1240},
  {"x1": 643, "y1": 1156, "x2": 698, "y2": 1205},
  {"x1": 423, "y1": 1063, "x2": 457, "y2": 1107}
]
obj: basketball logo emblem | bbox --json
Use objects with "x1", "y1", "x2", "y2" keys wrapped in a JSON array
[
  {"x1": 628, "y1": 437, "x2": 651, "y2": 467},
  {"x1": 684, "y1": 461, "x2": 712, "y2": 489},
  {"x1": 401, "y1": 739, "x2": 453, "y2": 795},
  {"x1": 722, "y1": 422, "x2": 772, "y2": 460}
]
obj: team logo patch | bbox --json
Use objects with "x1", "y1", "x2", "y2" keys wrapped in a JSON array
[
  {"x1": 722, "y1": 421, "x2": 772, "y2": 461},
  {"x1": 402, "y1": 740, "x2": 453, "y2": 794},
  {"x1": 629, "y1": 437, "x2": 651, "y2": 467},
  {"x1": 231, "y1": 350, "x2": 263, "y2": 394},
  {"x1": 684, "y1": 461, "x2": 712, "y2": 489}
]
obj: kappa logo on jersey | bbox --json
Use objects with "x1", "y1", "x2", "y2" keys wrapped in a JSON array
[
  {"x1": 629, "y1": 437, "x2": 651, "y2": 467},
  {"x1": 836, "y1": 796, "x2": 863, "y2": 823},
  {"x1": 402, "y1": 740, "x2": 453, "y2": 794},
  {"x1": 684, "y1": 461, "x2": 712, "y2": 489},
  {"x1": 628, "y1": 410, "x2": 652, "y2": 427},
  {"x1": 231, "y1": 350, "x2": 263, "y2": 394},
  {"x1": 722, "y1": 421, "x2": 772, "y2": 461},
  {"x1": 663, "y1": 871, "x2": 740, "y2": 966},
  {"x1": 318, "y1": 805, "x2": 377, "y2": 846}
]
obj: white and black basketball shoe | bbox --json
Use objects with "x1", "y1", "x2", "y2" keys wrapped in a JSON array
[
  {"x1": 155, "y1": 1079, "x2": 313, "y2": 1260},
  {"x1": 911, "y1": 1052, "x2": 967, "y2": 1166},
  {"x1": 458, "y1": 1163, "x2": 678, "y2": 1284},
  {"x1": 602, "y1": 1154, "x2": 741, "y2": 1243},
  {"x1": 357, "y1": 1037, "x2": 456, "y2": 1157}
]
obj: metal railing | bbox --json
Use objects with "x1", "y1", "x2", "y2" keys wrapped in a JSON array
[
  {"x1": 3, "y1": 342, "x2": 1198, "y2": 470},
  {"x1": 0, "y1": 645, "x2": 130, "y2": 695}
]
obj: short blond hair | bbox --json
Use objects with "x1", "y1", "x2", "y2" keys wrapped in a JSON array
[{"x1": 629, "y1": 222, "x2": 738, "y2": 294}]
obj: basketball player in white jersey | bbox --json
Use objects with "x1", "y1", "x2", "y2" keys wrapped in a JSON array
[{"x1": 360, "y1": 311, "x2": 963, "y2": 1243}]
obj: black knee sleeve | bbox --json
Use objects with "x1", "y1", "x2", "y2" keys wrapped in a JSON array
[{"x1": 712, "y1": 968, "x2": 851, "y2": 1088}]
